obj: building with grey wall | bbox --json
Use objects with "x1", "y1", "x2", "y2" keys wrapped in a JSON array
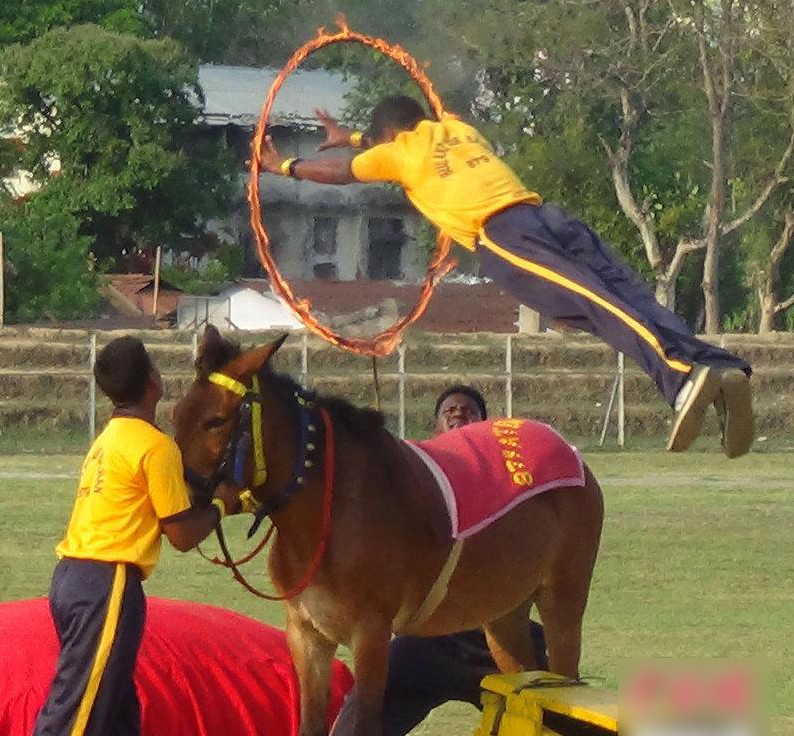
[{"x1": 198, "y1": 64, "x2": 425, "y2": 282}]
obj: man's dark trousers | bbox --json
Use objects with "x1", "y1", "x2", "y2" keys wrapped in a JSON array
[
  {"x1": 479, "y1": 203, "x2": 751, "y2": 407},
  {"x1": 34, "y1": 558, "x2": 146, "y2": 736},
  {"x1": 332, "y1": 622, "x2": 548, "y2": 736}
]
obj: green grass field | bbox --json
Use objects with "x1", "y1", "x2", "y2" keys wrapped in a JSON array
[{"x1": 1, "y1": 450, "x2": 792, "y2": 734}]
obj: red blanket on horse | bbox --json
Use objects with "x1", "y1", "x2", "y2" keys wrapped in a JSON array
[
  {"x1": 0, "y1": 597, "x2": 353, "y2": 736},
  {"x1": 409, "y1": 419, "x2": 585, "y2": 538}
]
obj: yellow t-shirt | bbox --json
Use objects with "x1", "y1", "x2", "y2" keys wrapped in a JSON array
[
  {"x1": 351, "y1": 118, "x2": 541, "y2": 250},
  {"x1": 56, "y1": 417, "x2": 192, "y2": 579}
]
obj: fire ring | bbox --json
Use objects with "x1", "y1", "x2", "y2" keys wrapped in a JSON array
[{"x1": 248, "y1": 19, "x2": 454, "y2": 356}]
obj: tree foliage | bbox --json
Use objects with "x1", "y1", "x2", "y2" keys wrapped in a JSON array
[
  {"x1": 409, "y1": 0, "x2": 794, "y2": 331},
  {"x1": 1, "y1": 196, "x2": 101, "y2": 321},
  {"x1": 2, "y1": 0, "x2": 793, "y2": 331},
  {"x1": 0, "y1": 24, "x2": 235, "y2": 320},
  {"x1": 0, "y1": 0, "x2": 146, "y2": 46}
]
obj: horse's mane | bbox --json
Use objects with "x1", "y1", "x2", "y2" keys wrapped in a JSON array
[
  {"x1": 269, "y1": 370, "x2": 386, "y2": 440},
  {"x1": 195, "y1": 335, "x2": 385, "y2": 439}
]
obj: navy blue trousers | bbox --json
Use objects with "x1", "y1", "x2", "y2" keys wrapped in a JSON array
[
  {"x1": 332, "y1": 622, "x2": 547, "y2": 736},
  {"x1": 34, "y1": 558, "x2": 146, "y2": 736},
  {"x1": 479, "y1": 203, "x2": 751, "y2": 406}
]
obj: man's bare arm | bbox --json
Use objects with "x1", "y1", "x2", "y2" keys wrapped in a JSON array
[
  {"x1": 259, "y1": 134, "x2": 357, "y2": 185},
  {"x1": 291, "y1": 157, "x2": 356, "y2": 184},
  {"x1": 161, "y1": 481, "x2": 241, "y2": 552}
]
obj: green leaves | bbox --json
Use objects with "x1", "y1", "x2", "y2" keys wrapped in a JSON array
[
  {"x1": 1, "y1": 194, "x2": 100, "y2": 321},
  {"x1": 0, "y1": 23, "x2": 235, "y2": 321},
  {"x1": 0, "y1": 0, "x2": 147, "y2": 47}
]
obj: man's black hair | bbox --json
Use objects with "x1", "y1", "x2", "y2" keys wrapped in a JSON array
[
  {"x1": 94, "y1": 336, "x2": 153, "y2": 407},
  {"x1": 434, "y1": 385, "x2": 488, "y2": 421},
  {"x1": 368, "y1": 95, "x2": 428, "y2": 142}
]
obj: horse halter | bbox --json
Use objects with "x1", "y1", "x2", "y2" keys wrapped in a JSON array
[
  {"x1": 196, "y1": 370, "x2": 334, "y2": 603},
  {"x1": 204, "y1": 370, "x2": 319, "y2": 539}
]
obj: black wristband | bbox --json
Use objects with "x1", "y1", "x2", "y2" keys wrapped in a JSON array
[{"x1": 288, "y1": 157, "x2": 303, "y2": 178}]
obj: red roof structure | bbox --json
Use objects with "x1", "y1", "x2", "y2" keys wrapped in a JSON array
[
  {"x1": 106, "y1": 274, "x2": 183, "y2": 320},
  {"x1": 242, "y1": 278, "x2": 522, "y2": 333}
]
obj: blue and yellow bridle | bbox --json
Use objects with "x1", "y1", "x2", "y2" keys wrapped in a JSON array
[
  {"x1": 202, "y1": 370, "x2": 319, "y2": 538},
  {"x1": 208, "y1": 371, "x2": 267, "y2": 490}
]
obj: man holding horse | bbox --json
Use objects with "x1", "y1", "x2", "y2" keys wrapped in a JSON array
[
  {"x1": 332, "y1": 385, "x2": 548, "y2": 736},
  {"x1": 34, "y1": 336, "x2": 241, "y2": 736},
  {"x1": 259, "y1": 96, "x2": 755, "y2": 459}
]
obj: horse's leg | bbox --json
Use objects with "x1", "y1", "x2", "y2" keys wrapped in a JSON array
[
  {"x1": 483, "y1": 599, "x2": 540, "y2": 673},
  {"x1": 286, "y1": 604, "x2": 338, "y2": 736},
  {"x1": 348, "y1": 622, "x2": 392, "y2": 736},
  {"x1": 534, "y1": 574, "x2": 589, "y2": 679},
  {"x1": 535, "y1": 475, "x2": 604, "y2": 678}
]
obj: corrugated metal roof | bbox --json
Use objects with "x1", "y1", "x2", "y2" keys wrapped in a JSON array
[{"x1": 198, "y1": 64, "x2": 354, "y2": 129}]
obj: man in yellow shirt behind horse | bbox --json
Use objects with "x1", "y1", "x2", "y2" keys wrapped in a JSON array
[{"x1": 260, "y1": 95, "x2": 754, "y2": 458}]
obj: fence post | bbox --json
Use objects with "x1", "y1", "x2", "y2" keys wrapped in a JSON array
[
  {"x1": 617, "y1": 351, "x2": 625, "y2": 448},
  {"x1": 191, "y1": 331, "x2": 198, "y2": 362},
  {"x1": 88, "y1": 333, "x2": 97, "y2": 441},
  {"x1": 598, "y1": 374, "x2": 619, "y2": 447},
  {"x1": 398, "y1": 343, "x2": 406, "y2": 439},
  {"x1": 505, "y1": 334, "x2": 513, "y2": 418},
  {"x1": 599, "y1": 351, "x2": 626, "y2": 447},
  {"x1": 0, "y1": 232, "x2": 4, "y2": 329},
  {"x1": 300, "y1": 332, "x2": 309, "y2": 388},
  {"x1": 152, "y1": 245, "x2": 162, "y2": 317}
]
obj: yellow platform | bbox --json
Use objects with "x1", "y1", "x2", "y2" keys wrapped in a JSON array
[{"x1": 474, "y1": 671, "x2": 618, "y2": 736}]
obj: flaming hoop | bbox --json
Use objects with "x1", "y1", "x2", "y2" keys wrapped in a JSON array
[{"x1": 248, "y1": 18, "x2": 454, "y2": 357}]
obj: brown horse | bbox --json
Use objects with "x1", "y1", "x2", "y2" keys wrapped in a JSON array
[{"x1": 173, "y1": 327, "x2": 604, "y2": 736}]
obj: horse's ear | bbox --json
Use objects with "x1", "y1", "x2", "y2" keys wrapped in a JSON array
[
  {"x1": 232, "y1": 332, "x2": 289, "y2": 378},
  {"x1": 202, "y1": 324, "x2": 221, "y2": 343},
  {"x1": 195, "y1": 324, "x2": 225, "y2": 374}
]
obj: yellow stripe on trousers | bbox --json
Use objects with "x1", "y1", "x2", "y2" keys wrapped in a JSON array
[
  {"x1": 478, "y1": 230, "x2": 691, "y2": 374},
  {"x1": 70, "y1": 563, "x2": 126, "y2": 736}
]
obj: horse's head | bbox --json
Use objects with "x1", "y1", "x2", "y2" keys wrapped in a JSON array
[{"x1": 173, "y1": 325, "x2": 288, "y2": 485}]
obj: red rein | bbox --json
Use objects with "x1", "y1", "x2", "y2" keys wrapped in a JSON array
[{"x1": 212, "y1": 408, "x2": 335, "y2": 602}]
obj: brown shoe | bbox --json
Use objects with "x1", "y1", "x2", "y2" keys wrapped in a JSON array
[
  {"x1": 715, "y1": 369, "x2": 754, "y2": 458},
  {"x1": 667, "y1": 365, "x2": 721, "y2": 452}
]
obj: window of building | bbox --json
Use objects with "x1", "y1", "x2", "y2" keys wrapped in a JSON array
[
  {"x1": 313, "y1": 262, "x2": 337, "y2": 280},
  {"x1": 367, "y1": 217, "x2": 405, "y2": 280},
  {"x1": 313, "y1": 217, "x2": 338, "y2": 256},
  {"x1": 311, "y1": 217, "x2": 339, "y2": 280}
]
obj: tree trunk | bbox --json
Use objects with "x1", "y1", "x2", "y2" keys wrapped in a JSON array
[
  {"x1": 701, "y1": 217, "x2": 722, "y2": 333},
  {"x1": 757, "y1": 211, "x2": 794, "y2": 334},
  {"x1": 702, "y1": 109, "x2": 728, "y2": 334},
  {"x1": 654, "y1": 277, "x2": 675, "y2": 311},
  {"x1": 758, "y1": 286, "x2": 776, "y2": 334},
  {"x1": 695, "y1": 0, "x2": 735, "y2": 335}
]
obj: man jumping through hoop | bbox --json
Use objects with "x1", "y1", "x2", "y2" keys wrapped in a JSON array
[{"x1": 259, "y1": 96, "x2": 754, "y2": 458}]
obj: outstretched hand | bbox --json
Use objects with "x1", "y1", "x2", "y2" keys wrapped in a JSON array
[
  {"x1": 316, "y1": 107, "x2": 351, "y2": 151},
  {"x1": 259, "y1": 134, "x2": 284, "y2": 175}
]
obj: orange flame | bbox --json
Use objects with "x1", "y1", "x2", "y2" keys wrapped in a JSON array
[{"x1": 248, "y1": 22, "x2": 454, "y2": 357}]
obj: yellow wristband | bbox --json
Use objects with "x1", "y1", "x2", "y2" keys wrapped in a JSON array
[
  {"x1": 349, "y1": 131, "x2": 364, "y2": 148},
  {"x1": 211, "y1": 497, "x2": 226, "y2": 520},
  {"x1": 280, "y1": 157, "x2": 297, "y2": 176}
]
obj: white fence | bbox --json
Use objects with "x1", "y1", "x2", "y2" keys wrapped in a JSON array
[{"x1": 73, "y1": 332, "x2": 627, "y2": 444}]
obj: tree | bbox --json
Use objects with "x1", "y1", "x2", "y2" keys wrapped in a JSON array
[
  {"x1": 755, "y1": 209, "x2": 794, "y2": 332},
  {"x1": 415, "y1": 0, "x2": 794, "y2": 331},
  {"x1": 685, "y1": 0, "x2": 794, "y2": 332},
  {"x1": 0, "y1": 24, "x2": 235, "y2": 269},
  {"x1": 140, "y1": 0, "x2": 297, "y2": 66},
  {"x1": 1, "y1": 194, "x2": 101, "y2": 321},
  {"x1": 0, "y1": 0, "x2": 146, "y2": 46}
]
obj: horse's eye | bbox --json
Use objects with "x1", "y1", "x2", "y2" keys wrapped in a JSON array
[{"x1": 203, "y1": 416, "x2": 227, "y2": 431}]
